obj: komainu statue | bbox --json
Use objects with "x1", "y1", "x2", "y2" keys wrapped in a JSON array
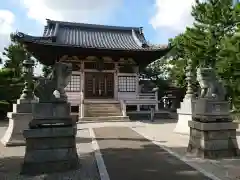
[
  {"x1": 34, "y1": 62, "x2": 72, "y2": 102},
  {"x1": 196, "y1": 67, "x2": 226, "y2": 101}
]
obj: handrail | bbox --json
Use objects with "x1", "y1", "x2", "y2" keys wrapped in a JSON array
[{"x1": 134, "y1": 92, "x2": 157, "y2": 100}]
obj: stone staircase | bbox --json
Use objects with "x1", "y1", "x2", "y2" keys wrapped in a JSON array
[{"x1": 79, "y1": 100, "x2": 129, "y2": 122}]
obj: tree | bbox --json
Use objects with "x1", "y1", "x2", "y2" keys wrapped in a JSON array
[
  {"x1": 42, "y1": 65, "x2": 52, "y2": 77},
  {"x1": 140, "y1": 58, "x2": 170, "y2": 98},
  {"x1": 167, "y1": 0, "x2": 240, "y2": 88},
  {"x1": 187, "y1": 0, "x2": 237, "y2": 67},
  {"x1": 0, "y1": 33, "x2": 31, "y2": 78},
  {"x1": 217, "y1": 27, "x2": 240, "y2": 111},
  {"x1": 0, "y1": 68, "x2": 23, "y2": 117},
  {"x1": 0, "y1": 33, "x2": 31, "y2": 117}
]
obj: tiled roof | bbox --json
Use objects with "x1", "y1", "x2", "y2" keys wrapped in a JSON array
[{"x1": 40, "y1": 19, "x2": 167, "y2": 51}]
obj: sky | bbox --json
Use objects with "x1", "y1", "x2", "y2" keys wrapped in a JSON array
[{"x1": 0, "y1": 0, "x2": 196, "y2": 75}]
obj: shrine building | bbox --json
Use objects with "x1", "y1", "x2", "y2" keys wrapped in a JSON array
[{"x1": 15, "y1": 19, "x2": 170, "y2": 121}]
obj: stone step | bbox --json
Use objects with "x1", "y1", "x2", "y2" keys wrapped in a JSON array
[
  {"x1": 85, "y1": 113, "x2": 122, "y2": 117},
  {"x1": 85, "y1": 109, "x2": 121, "y2": 113},
  {"x1": 127, "y1": 111, "x2": 172, "y2": 120},
  {"x1": 85, "y1": 106, "x2": 121, "y2": 109},
  {"x1": 84, "y1": 100, "x2": 119, "y2": 104},
  {"x1": 84, "y1": 102, "x2": 123, "y2": 120},
  {"x1": 85, "y1": 106, "x2": 120, "y2": 110},
  {"x1": 79, "y1": 116, "x2": 130, "y2": 122}
]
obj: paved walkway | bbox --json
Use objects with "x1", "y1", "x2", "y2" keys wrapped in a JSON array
[
  {"x1": 93, "y1": 126, "x2": 210, "y2": 180},
  {"x1": 1, "y1": 119, "x2": 240, "y2": 179},
  {"x1": 81, "y1": 120, "x2": 240, "y2": 180}
]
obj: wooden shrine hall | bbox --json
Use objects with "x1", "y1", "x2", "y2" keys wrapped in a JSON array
[{"x1": 15, "y1": 19, "x2": 170, "y2": 121}]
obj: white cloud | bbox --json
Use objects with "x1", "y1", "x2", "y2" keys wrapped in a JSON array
[
  {"x1": 19, "y1": 0, "x2": 122, "y2": 74},
  {"x1": 0, "y1": 10, "x2": 15, "y2": 64},
  {"x1": 20, "y1": 0, "x2": 122, "y2": 24},
  {"x1": 150, "y1": 0, "x2": 196, "y2": 33}
]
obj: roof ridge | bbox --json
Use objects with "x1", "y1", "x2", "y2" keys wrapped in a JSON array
[{"x1": 46, "y1": 19, "x2": 143, "y2": 32}]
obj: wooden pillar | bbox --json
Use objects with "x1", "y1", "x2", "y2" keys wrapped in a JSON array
[
  {"x1": 114, "y1": 62, "x2": 119, "y2": 100},
  {"x1": 80, "y1": 61, "x2": 84, "y2": 93},
  {"x1": 155, "y1": 91, "x2": 159, "y2": 111},
  {"x1": 135, "y1": 66, "x2": 139, "y2": 96}
]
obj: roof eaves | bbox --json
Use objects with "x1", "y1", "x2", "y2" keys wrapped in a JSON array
[
  {"x1": 14, "y1": 32, "x2": 170, "y2": 53},
  {"x1": 45, "y1": 19, "x2": 143, "y2": 32},
  {"x1": 14, "y1": 32, "x2": 56, "y2": 44}
]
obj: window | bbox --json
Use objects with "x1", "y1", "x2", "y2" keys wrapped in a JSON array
[
  {"x1": 118, "y1": 76, "x2": 136, "y2": 92},
  {"x1": 65, "y1": 75, "x2": 81, "y2": 92}
]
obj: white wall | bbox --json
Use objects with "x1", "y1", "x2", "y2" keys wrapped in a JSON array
[{"x1": 65, "y1": 71, "x2": 81, "y2": 105}]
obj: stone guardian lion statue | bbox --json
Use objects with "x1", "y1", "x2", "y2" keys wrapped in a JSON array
[
  {"x1": 196, "y1": 67, "x2": 226, "y2": 101},
  {"x1": 34, "y1": 62, "x2": 72, "y2": 102}
]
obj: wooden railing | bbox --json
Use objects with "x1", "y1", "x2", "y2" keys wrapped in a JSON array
[
  {"x1": 124, "y1": 91, "x2": 159, "y2": 111},
  {"x1": 137, "y1": 93, "x2": 156, "y2": 99}
]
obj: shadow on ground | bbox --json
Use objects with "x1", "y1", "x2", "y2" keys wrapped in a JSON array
[
  {"x1": 93, "y1": 127, "x2": 212, "y2": 180},
  {"x1": 0, "y1": 140, "x2": 100, "y2": 180},
  {"x1": 139, "y1": 118, "x2": 177, "y2": 124},
  {"x1": 96, "y1": 142, "x2": 211, "y2": 180},
  {"x1": 0, "y1": 120, "x2": 8, "y2": 127}
]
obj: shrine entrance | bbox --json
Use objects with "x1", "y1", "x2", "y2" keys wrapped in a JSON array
[{"x1": 85, "y1": 72, "x2": 114, "y2": 99}]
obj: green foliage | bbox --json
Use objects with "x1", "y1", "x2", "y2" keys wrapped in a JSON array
[
  {"x1": 0, "y1": 33, "x2": 31, "y2": 117},
  {"x1": 0, "y1": 101, "x2": 10, "y2": 118},
  {"x1": 169, "y1": 58, "x2": 187, "y2": 88},
  {"x1": 217, "y1": 28, "x2": 240, "y2": 110},
  {"x1": 1, "y1": 34, "x2": 31, "y2": 78},
  {"x1": 42, "y1": 65, "x2": 53, "y2": 77},
  {"x1": 140, "y1": 58, "x2": 170, "y2": 98},
  {"x1": 168, "y1": 0, "x2": 240, "y2": 90},
  {"x1": 0, "y1": 68, "x2": 24, "y2": 103}
]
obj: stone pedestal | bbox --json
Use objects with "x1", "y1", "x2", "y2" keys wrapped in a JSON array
[
  {"x1": 21, "y1": 102, "x2": 79, "y2": 175},
  {"x1": 187, "y1": 98, "x2": 239, "y2": 159},
  {"x1": 21, "y1": 126, "x2": 79, "y2": 175},
  {"x1": 1, "y1": 99, "x2": 37, "y2": 146},
  {"x1": 174, "y1": 98, "x2": 195, "y2": 135},
  {"x1": 187, "y1": 121, "x2": 239, "y2": 158}
]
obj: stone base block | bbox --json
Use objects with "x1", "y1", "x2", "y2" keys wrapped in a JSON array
[
  {"x1": 174, "y1": 113, "x2": 192, "y2": 135},
  {"x1": 17, "y1": 98, "x2": 38, "y2": 105},
  {"x1": 21, "y1": 126, "x2": 79, "y2": 175},
  {"x1": 187, "y1": 121, "x2": 239, "y2": 159},
  {"x1": 193, "y1": 98, "x2": 231, "y2": 122},
  {"x1": 174, "y1": 98, "x2": 194, "y2": 135},
  {"x1": 29, "y1": 102, "x2": 74, "y2": 127},
  {"x1": 13, "y1": 103, "x2": 33, "y2": 113},
  {"x1": 33, "y1": 102, "x2": 71, "y2": 119},
  {"x1": 1, "y1": 113, "x2": 32, "y2": 146}
]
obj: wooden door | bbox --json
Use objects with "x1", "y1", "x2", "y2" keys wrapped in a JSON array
[{"x1": 85, "y1": 72, "x2": 114, "y2": 98}]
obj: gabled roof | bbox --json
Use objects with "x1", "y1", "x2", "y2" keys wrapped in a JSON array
[{"x1": 16, "y1": 19, "x2": 168, "y2": 52}]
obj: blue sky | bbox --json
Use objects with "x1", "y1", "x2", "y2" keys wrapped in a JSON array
[{"x1": 0, "y1": 0, "x2": 195, "y2": 74}]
